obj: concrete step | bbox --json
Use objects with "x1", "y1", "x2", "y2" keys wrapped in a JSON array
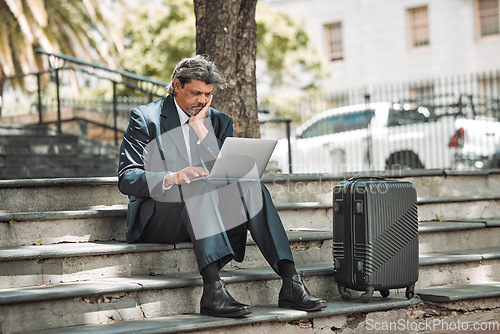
[
  {"x1": 30, "y1": 297, "x2": 419, "y2": 334},
  {"x1": 417, "y1": 281, "x2": 500, "y2": 303},
  {"x1": 418, "y1": 195, "x2": 500, "y2": 221},
  {"x1": 416, "y1": 282, "x2": 500, "y2": 334},
  {"x1": 418, "y1": 248, "x2": 500, "y2": 288},
  {"x1": 1, "y1": 221, "x2": 499, "y2": 288},
  {"x1": 0, "y1": 177, "x2": 126, "y2": 213},
  {"x1": 0, "y1": 230, "x2": 333, "y2": 289},
  {"x1": 28, "y1": 283, "x2": 500, "y2": 334},
  {"x1": 0, "y1": 264, "x2": 335, "y2": 334},
  {"x1": 32, "y1": 282, "x2": 500, "y2": 334},
  {"x1": 418, "y1": 219, "x2": 500, "y2": 253},
  {"x1": 278, "y1": 196, "x2": 500, "y2": 230},
  {"x1": 0, "y1": 205, "x2": 127, "y2": 247},
  {"x1": 1, "y1": 248, "x2": 499, "y2": 333},
  {"x1": 1, "y1": 170, "x2": 499, "y2": 213},
  {"x1": 266, "y1": 169, "x2": 500, "y2": 204},
  {"x1": 2, "y1": 199, "x2": 499, "y2": 248}
]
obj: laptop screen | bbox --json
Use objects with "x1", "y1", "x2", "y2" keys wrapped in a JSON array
[{"x1": 208, "y1": 137, "x2": 278, "y2": 179}]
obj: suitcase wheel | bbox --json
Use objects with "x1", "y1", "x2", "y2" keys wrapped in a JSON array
[
  {"x1": 338, "y1": 285, "x2": 351, "y2": 301},
  {"x1": 360, "y1": 287, "x2": 374, "y2": 303},
  {"x1": 405, "y1": 285, "x2": 415, "y2": 299},
  {"x1": 379, "y1": 289, "x2": 390, "y2": 298}
]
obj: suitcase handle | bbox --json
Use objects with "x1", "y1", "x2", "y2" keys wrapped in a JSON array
[{"x1": 348, "y1": 176, "x2": 385, "y2": 181}]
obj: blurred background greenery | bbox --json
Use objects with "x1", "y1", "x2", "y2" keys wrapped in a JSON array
[{"x1": 0, "y1": 0, "x2": 328, "y2": 122}]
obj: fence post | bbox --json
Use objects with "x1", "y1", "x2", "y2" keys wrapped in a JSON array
[
  {"x1": 286, "y1": 120, "x2": 292, "y2": 174},
  {"x1": 55, "y1": 68, "x2": 61, "y2": 134},
  {"x1": 113, "y1": 81, "x2": 118, "y2": 146},
  {"x1": 37, "y1": 73, "x2": 43, "y2": 124},
  {"x1": 0, "y1": 78, "x2": 3, "y2": 117},
  {"x1": 364, "y1": 93, "x2": 372, "y2": 169},
  {"x1": 468, "y1": 94, "x2": 476, "y2": 118}
]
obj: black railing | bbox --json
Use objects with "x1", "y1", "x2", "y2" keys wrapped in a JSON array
[
  {"x1": 270, "y1": 93, "x2": 500, "y2": 174},
  {"x1": 1, "y1": 53, "x2": 498, "y2": 174},
  {"x1": 0, "y1": 51, "x2": 295, "y2": 165},
  {"x1": 259, "y1": 70, "x2": 500, "y2": 123},
  {"x1": 36, "y1": 49, "x2": 168, "y2": 145}
]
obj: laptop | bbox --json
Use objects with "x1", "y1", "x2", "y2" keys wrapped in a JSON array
[{"x1": 194, "y1": 137, "x2": 277, "y2": 184}]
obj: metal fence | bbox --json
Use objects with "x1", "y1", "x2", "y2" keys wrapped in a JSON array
[
  {"x1": 266, "y1": 99, "x2": 500, "y2": 174},
  {"x1": 1, "y1": 55, "x2": 499, "y2": 174},
  {"x1": 0, "y1": 50, "x2": 168, "y2": 146},
  {"x1": 260, "y1": 70, "x2": 500, "y2": 121},
  {"x1": 261, "y1": 70, "x2": 500, "y2": 174}
]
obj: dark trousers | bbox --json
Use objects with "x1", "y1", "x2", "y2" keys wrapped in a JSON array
[{"x1": 138, "y1": 181, "x2": 294, "y2": 274}]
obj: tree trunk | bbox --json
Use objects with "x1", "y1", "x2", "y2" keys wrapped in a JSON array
[
  {"x1": 0, "y1": 69, "x2": 4, "y2": 117},
  {"x1": 194, "y1": 0, "x2": 260, "y2": 138}
]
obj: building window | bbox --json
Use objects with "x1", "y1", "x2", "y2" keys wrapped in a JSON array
[
  {"x1": 407, "y1": 6, "x2": 430, "y2": 48},
  {"x1": 324, "y1": 22, "x2": 343, "y2": 61},
  {"x1": 478, "y1": 75, "x2": 500, "y2": 114},
  {"x1": 477, "y1": 0, "x2": 500, "y2": 37},
  {"x1": 410, "y1": 84, "x2": 434, "y2": 101},
  {"x1": 327, "y1": 94, "x2": 349, "y2": 109}
]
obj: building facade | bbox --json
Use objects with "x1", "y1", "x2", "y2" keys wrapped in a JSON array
[{"x1": 261, "y1": 0, "x2": 500, "y2": 107}]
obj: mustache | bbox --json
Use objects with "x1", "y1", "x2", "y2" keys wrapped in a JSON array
[{"x1": 187, "y1": 103, "x2": 207, "y2": 116}]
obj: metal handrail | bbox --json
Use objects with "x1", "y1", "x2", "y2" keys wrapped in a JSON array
[
  {"x1": 18, "y1": 50, "x2": 170, "y2": 144},
  {"x1": 35, "y1": 49, "x2": 169, "y2": 87},
  {"x1": 3, "y1": 52, "x2": 294, "y2": 166}
]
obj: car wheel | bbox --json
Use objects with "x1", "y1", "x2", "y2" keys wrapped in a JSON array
[{"x1": 386, "y1": 151, "x2": 424, "y2": 170}]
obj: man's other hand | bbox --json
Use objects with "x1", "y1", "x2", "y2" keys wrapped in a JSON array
[{"x1": 165, "y1": 167, "x2": 208, "y2": 186}]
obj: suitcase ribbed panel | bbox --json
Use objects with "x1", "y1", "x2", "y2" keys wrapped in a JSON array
[
  {"x1": 362, "y1": 182, "x2": 418, "y2": 287},
  {"x1": 364, "y1": 203, "x2": 418, "y2": 272},
  {"x1": 333, "y1": 241, "x2": 344, "y2": 259},
  {"x1": 374, "y1": 237, "x2": 419, "y2": 287}
]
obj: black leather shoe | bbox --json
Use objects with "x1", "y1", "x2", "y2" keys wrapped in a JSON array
[
  {"x1": 279, "y1": 274, "x2": 327, "y2": 311},
  {"x1": 200, "y1": 280, "x2": 252, "y2": 317}
]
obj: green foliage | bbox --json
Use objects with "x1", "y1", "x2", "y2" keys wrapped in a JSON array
[
  {"x1": 256, "y1": 4, "x2": 328, "y2": 90},
  {"x1": 436, "y1": 215, "x2": 446, "y2": 222},
  {"x1": 120, "y1": 0, "x2": 329, "y2": 94},
  {"x1": 259, "y1": 90, "x2": 330, "y2": 123},
  {"x1": 121, "y1": 0, "x2": 195, "y2": 83},
  {"x1": 0, "y1": 0, "x2": 123, "y2": 86}
]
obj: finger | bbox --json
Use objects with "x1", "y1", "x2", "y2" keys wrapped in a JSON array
[
  {"x1": 187, "y1": 170, "x2": 200, "y2": 179},
  {"x1": 193, "y1": 167, "x2": 208, "y2": 176},
  {"x1": 205, "y1": 94, "x2": 213, "y2": 110},
  {"x1": 196, "y1": 95, "x2": 212, "y2": 119},
  {"x1": 180, "y1": 172, "x2": 191, "y2": 184}
]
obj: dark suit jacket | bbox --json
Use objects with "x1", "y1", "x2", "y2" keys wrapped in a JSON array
[{"x1": 118, "y1": 95, "x2": 233, "y2": 242}]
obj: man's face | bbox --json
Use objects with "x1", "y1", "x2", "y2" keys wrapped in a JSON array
[{"x1": 173, "y1": 78, "x2": 213, "y2": 117}]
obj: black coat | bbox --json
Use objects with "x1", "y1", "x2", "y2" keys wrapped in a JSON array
[{"x1": 117, "y1": 95, "x2": 233, "y2": 242}]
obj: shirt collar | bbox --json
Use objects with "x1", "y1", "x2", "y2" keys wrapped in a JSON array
[{"x1": 173, "y1": 97, "x2": 189, "y2": 125}]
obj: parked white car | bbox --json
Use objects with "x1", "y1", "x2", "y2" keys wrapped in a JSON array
[{"x1": 270, "y1": 102, "x2": 500, "y2": 173}]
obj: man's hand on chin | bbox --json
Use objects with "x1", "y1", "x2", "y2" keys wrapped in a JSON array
[{"x1": 189, "y1": 95, "x2": 213, "y2": 141}]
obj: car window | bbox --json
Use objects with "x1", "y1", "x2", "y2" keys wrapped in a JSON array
[
  {"x1": 343, "y1": 110, "x2": 374, "y2": 131},
  {"x1": 299, "y1": 115, "x2": 341, "y2": 138},
  {"x1": 298, "y1": 110, "x2": 374, "y2": 139},
  {"x1": 388, "y1": 108, "x2": 430, "y2": 126}
]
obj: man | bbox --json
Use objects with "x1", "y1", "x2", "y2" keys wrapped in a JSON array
[{"x1": 118, "y1": 55, "x2": 326, "y2": 318}]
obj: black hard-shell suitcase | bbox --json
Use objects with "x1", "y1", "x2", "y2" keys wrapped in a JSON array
[{"x1": 332, "y1": 177, "x2": 418, "y2": 302}]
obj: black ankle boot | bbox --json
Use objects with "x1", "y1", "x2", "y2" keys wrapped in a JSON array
[
  {"x1": 200, "y1": 280, "x2": 252, "y2": 317},
  {"x1": 279, "y1": 274, "x2": 327, "y2": 311}
]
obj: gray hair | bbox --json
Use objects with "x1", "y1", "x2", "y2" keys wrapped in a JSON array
[{"x1": 167, "y1": 55, "x2": 227, "y2": 96}]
